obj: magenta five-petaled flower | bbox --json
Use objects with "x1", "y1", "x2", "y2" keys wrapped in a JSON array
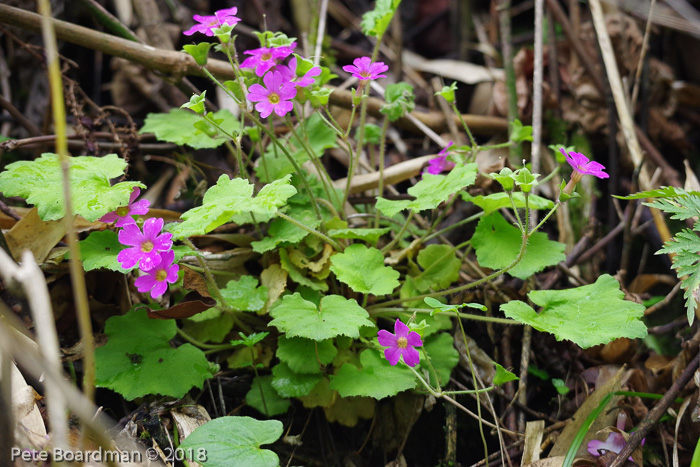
[
  {"x1": 560, "y1": 147, "x2": 608, "y2": 196},
  {"x1": 425, "y1": 141, "x2": 456, "y2": 175},
  {"x1": 560, "y1": 148, "x2": 609, "y2": 179},
  {"x1": 241, "y1": 44, "x2": 296, "y2": 77},
  {"x1": 99, "y1": 187, "x2": 150, "y2": 227},
  {"x1": 247, "y1": 71, "x2": 297, "y2": 118},
  {"x1": 183, "y1": 7, "x2": 240, "y2": 37},
  {"x1": 134, "y1": 250, "x2": 179, "y2": 299},
  {"x1": 342, "y1": 56, "x2": 389, "y2": 81},
  {"x1": 378, "y1": 319, "x2": 423, "y2": 367},
  {"x1": 117, "y1": 217, "x2": 173, "y2": 272},
  {"x1": 278, "y1": 57, "x2": 322, "y2": 88},
  {"x1": 587, "y1": 412, "x2": 644, "y2": 461}
]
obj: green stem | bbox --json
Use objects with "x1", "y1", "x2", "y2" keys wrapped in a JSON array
[
  {"x1": 368, "y1": 308, "x2": 517, "y2": 325},
  {"x1": 276, "y1": 211, "x2": 343, "y2": 251},
  {"x1": 507, "y1": 191, "x2": 525, "y2": 233},
  {"x1": 177, "y1": 328, "x2": 234, "y2": 351},
  {"x1": 531, "y1": 201, "x2": 560, "y2": 235},
  {"x1": 423, "y1": 212, "x2": 484, "y2": 242},
  {"x1": 182, "y1": 239, "x2": 233, "y2": 313},
  {"x1": 381, "y1": 211, "x2": 414, "y2": 254},
  {"x1": 451, "y1": 102, "x2": 478, "y2": 153},
  {"x1": 375, "y1": 116, "x2": 390, "y2": 228},
  {"x1": 342, "y1": 85, "x2": 369, "y2": 212}
]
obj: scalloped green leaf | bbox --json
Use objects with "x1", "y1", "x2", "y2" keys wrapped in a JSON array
[
  {"x1": 376, "y1": 163, "x2": 478, "y2": 217},
  {"x1": 501, "y1": 274, "x2": 647, "y2": 348},
  {"x1": 329, "y1": 244, "x2": 399, "y2": 295},
  {"x1": 220, "y1": 276, "x2": 268, "y2": 312},
  {"x1": 167, "y1": 174, "x2": 296, "y2": 239},
  {"x1": 140, "y1": 108, "x2": 240, "y2": 149},
  {"x1": 472, "y1": 212, "x2": 565, "y2": 279},
  {"x1": 463, "y1": 192, "x2": 554, "y2": 215},
  {"x1": 79, "y1": 230, "x2": 130, "y2": 272},
  {"x1": 360, "y1": 0, "x2": 401, "y2": 38},
  {"x1": 276, "y1": 336, "x2": 337, "y2": 374},
  {"x1": 251, "y1": 208, "x2": 319, "y2": 253},
  {"x1": 245, "y1": 375, "x2": 290, "y2": 416},
  {"x1": 329, "y1": 349, "x2": 417, "y2": 399},
  {"x1": 271, "y1": 362, "x2": 323, "y2": 397},
  {"x1": 179, "y1": 416, "x2": 282, "y2": 467},
  {"x1": 413, "y1": 244, "x2": 461, "y2": 292},
  {"x1": 95, "y1": 309, "x2": 216, "y2": 400},
  {"x1": 327, "y1": 227, "x2": 391, "y2": 246},
  {"x1": 0, "y1": 153, "x2": 142, "y2": 221},
  {"x1": 269, "y1": 293, "x2": 374, "y2": 340}
]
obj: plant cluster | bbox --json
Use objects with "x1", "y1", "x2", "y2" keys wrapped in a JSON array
[{"x1": 0, "y1": 1, "x2": 674, "y2": 465}]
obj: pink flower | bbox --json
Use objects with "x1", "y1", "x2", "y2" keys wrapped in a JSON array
[
  {"x1": 240, "y1": 43, "x2": 296, "y2": 77},
  {"x1": 377, "y1": 319, "x2": 423, "y2": 367},
  {"x1": 587, "y1": 412, "x2": 644, "y2": 461},
  {"x1": 247, "y1": 71, "x2": 297, "y2": 118},
  {"x1": 342, "y1": 56, "x2": 389, "y2": 81},
  {"x1": 278, "y1": 57, "x2": 321, "y2": 88},
  {"x1": 560, "y1": 148, "x2": 609, "y2": 179},
  {"x1": 183, "y1": 7, "x2": 241, "y2": 37},
  {"x1": 134, "y1": 250, "x2": 179, "y2": 299},
  {"x1": 425, "y1": 141, "x2": 455, "y2": 175},
  {"x1": 117, "y1": 218, "x2": 173, "y2": 272},
  {"x1": 99, "y1": 187, "x2": 150, "y2": 227}
]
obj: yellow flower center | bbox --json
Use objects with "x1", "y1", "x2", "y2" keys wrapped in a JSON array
[
  {"x1": 116, "y1": 206, "x2": 129, "y2": 217},
  {"x1": 397, "y1": 337, "x2": 408, "y2": 349},
  {"x1": 268, "y1": 93, "x2": 280, "y2": 104},
  {"x1": 141, "y1": 241, "x2": 154, "y2": 253},
  {"x1": 262, "y1": 52, "x2": 272, "y2": 61},
  {"x1": 155, "y1": 269, "x2": 168, "y2": 282}
]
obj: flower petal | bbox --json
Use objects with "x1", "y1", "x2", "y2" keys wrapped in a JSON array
[
  {"x1": 377, "y1": 329, "x2": 397, "y2": 347},
  {"x1": 401, "y1": 347, "x2": 421, "y2": 367},
  {"x1": 393, "y1": 319, "x2": 410, "y2": 338},
  {"x1": 406, "y1": 331, "x2": 423, "y2": 347},
  {"x1": 384, "y1": 346, "x2": 402, "y2": 366}
]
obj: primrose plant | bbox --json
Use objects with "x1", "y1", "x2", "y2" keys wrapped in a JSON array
[{"x1": 0, "y1": 1, "x2": 654, "y2": 464}]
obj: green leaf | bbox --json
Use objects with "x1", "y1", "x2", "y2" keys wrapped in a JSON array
[
  {"x1": 183, "y1": 312, "x2": 234, "y2": 344},
  {"x1": 463, "y1": 192, "x2": 554, "y2": 215},
  {"x1": 413, "y1": 244, "x2": 461, "y2": 292},
  {"x1": 376, "y1": 163, "x2": 478, "y2": 217},
  {"x1": 423, "y1": 333, "x2": 459, "y2": 387},
  {"x1": 269, "y1": 293, "x2": 374, "y2": 340},
  {"x1": 230, "y1": 331, "x2": 269, "y2": 348},
  {"x1": 329, "y1": 349, "x2": 416, "y2": 399},
  {"x1": 179, "y1": 416, "x2": 282, "y2": 467},
  {"x1": 360, "y1": 0, "x2": 402, "y2": 38},
  {"x1": 0, "y1": 153, "x2": 142, "y2": 222},
  {"x1": 614, "y1": 186, "x2": 691, "y2": 200},
  {"x1": 471, "y1": 212, "x2": 565, "y2": 279},
  {"x1": 168, "y1": 174, "x2": 296, "y2": 239},
  {"x1": 328, "y1": 227, "x2": 391, "y2": 246},
  {"x1": 501, "y1": 274, "x2": 648, "y2": 348},
  {"x1": 95, "y1": 309, "x2": 216, "y2": 400},
  {"x1": 510, "y1": 119, "x2": 533, "y2": 143},
  {"x1": 510, "y1": 167, "x2": 539, "y2": 193},
  {"x1": 79, "y1": 230, "x2": 130, "y2": 272},
  {"x1": 276, "y1": 336, "x2": 337, "y2": 374},
  {"x1": 380, "y1": 82, "x2": 415, "y2": 121},
  {"x1": 141, "y1": 109, "x2": 240, "y2": 148},
  {"x1": 492, "y1": 362, "x2": 519, "y2": 386},
  {"x1": 181, "y1": 91, "x2": 207, "y2": 115},
  {"x1": 329, "y1": 244, "x2": 400, "y2": 295},
  {"x1": 552, "y1": 378, "x2": 570, "y2": 396},
  {"x1": 245, "y1": 375, "x2": 290, "y2": 416},
  {"x1": 271, "y1": 362, "x2": 323, "y2": 397},
  {"x1": 657, "y1": 229, "x2": 700, "y2": 325},
  {"x1": 251, "y1": 208, "x2": 319, "y2": 253},
  {"x1": 645, "y1": 193, "x2": 700, "y2": 222},
  {"x1": 255, "y1": 113, "x2": 337, "y2": 182},
  {"x1": 220, "y1": 276, "x2": 268, "y2": 312}
]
